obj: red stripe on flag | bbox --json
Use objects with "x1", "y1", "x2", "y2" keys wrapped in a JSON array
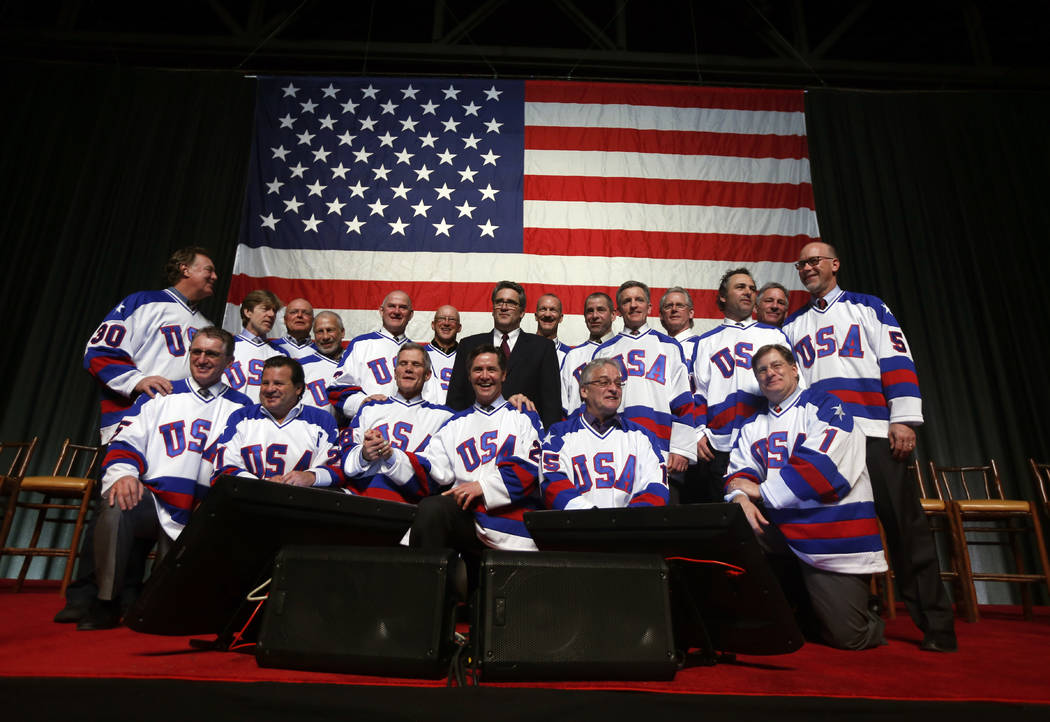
[
  {"x1": 230, "y1": 275, "x2": 811, "y2": 319},
  {"x1": 525, "y1": 81, "x2": 806, "y2": 112},
  {"x1": 524, "y1": 175, "x2": 814, "y2": 209},
  {"x1": 525, "y1": 126, "x2": 809, "y2": 159},
  {"x1": 522, "y1": 228, "x2": 811, "y2": 261}
]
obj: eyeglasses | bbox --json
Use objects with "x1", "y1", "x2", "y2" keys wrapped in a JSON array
[
  {"x1": 434, "y1": 316, "x2": 458, "y2": 323},
  {"x1": 493, "y1": 299, "x2": 521, "y2": 308},
  {"x1": 794, "y1": 256, "x2": 835, "y2": 270},
  {"x1": 754, "y1": 360, "x2": 791, "y2": 377},
  {"x1": 584, "y1": 378, "x2": 626, "y2": 389},
  {"x1": 661, "y1": 302, "x2": 689, "y2": 311}
]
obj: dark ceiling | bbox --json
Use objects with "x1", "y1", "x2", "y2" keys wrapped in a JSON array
[{"x1": 3, "y1": 0, "x2": 1048, "y2": 90}]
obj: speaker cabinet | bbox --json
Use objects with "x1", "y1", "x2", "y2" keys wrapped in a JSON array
[
  {"x1": 257, "y1": 545, "x2": 460, "y2": 678},
  {"x1": 474, "y1": 550, "x2": 677, "y2": 681}
]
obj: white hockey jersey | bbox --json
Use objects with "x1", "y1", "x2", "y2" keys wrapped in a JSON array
[
  {"x1": 375, "y1": 398, "x2": 543, "y2": 550},
  {"x1": 422, "y1": 343, "x2": 456, "y2": 406},
  {"x1": 692, "y1": 319, "x2": 795, "y2": 453},
  {"x1": 84, "y1": 287, "x2": 210, "y2": 443},
  {"x1": 591, "y1": 325, "x2": 697, "y2": 463},
  {"x1": 101, "y1": 379, "x2": 252, "y2": 539},
  {"x1": 540, "y1": 411, "x2": 668, "y2": 510},
  {"x1": 328, "y1": 328, "x2": 409, "y2": 420},
  {"x1": 211, "y1": 402, "x2": 343, "y2": 488},
  {"x1": 223, "y1": 331, "x2": 288, "y2": 403},
  {"x1": 781, "y1": 286, "x2": 923, "y2": 438},
  {"x1": 341, "y1": 392, "x2": 453, "y2": 503},
  {"x1": 725, "y1": 386, "x2": 887, "y2": 574}
]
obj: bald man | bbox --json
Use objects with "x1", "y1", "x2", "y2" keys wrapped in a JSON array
[
  {"x1": 328, "y1": 290, "x2": 413, "y2": 422},
  {"x1": 272, "y1": 298, "x2": 316, "y2": 359},
  {"x1": 423, "y1": 305, "x2": 461, "y2": 405},
  {"x1": 781, "y1": 241, "x2": 956, "y2": 653}
]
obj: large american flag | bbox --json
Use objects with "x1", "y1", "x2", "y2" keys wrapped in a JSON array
[{"x1": 225, "y1": 77, "x2": 817, "y2": 342}]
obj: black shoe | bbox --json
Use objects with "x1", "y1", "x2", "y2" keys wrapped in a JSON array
[
  {"x1": 53, "y1": 602, "x2": 90, "y2": 624},
  {"x1": 919, "y1": 633, "x2": 958, "y2": 653},
  {"x1": 76, "y1": 599, "x2": 122, "y2": 631}
]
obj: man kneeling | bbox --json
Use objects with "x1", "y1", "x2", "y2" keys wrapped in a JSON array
[{"x1": 724, "y1": 344, "x2": 887, "y2": 650}]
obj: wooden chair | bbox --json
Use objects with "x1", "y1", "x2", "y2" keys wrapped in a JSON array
[
  {"x1": 930, "y1": 459, "x2": 1050, "y2": 622},
  {"x1": 0, "y1": 439, "x2": 103, "y2": 595},
  {"x1": 873, "y1": 461, "x2": 970, "y2": 621},
  {"x1": 913, "y1": 459, "x2": 974, "y2": 621},
  {"x1": 0, "y1": 438, "x2": 40, "y2": 551},
  {"x1": 1029, "y1": 459, "x2": 1050, "y2": 521}
]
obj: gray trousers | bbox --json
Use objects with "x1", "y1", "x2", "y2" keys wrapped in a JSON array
[
  {"x1": 757, "y1": 516, "x2": 885, "y2": 650},
  {"x1": 93, "y1": 486, "x2": 171, "y2": 600}
]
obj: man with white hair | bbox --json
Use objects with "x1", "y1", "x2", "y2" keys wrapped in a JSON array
[{"x1": 328, "y1": 290, "x2": 413, "y2": 423}]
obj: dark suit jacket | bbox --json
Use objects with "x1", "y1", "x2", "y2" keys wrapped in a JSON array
[{"x1": 446, "y1": 330, "x2": 562, "y2": 429}]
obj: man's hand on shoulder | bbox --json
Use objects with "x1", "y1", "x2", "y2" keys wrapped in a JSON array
[
  {"x1": 134, "y1": 375, "x2": 173, "y2": 398},
  {"x1": 507, "y1": 393, "x2": 536, "y2": 413}
]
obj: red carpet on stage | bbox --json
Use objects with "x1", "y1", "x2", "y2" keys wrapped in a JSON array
[{"x1": 1, "y1": 585, "x2": 1048, "y2": 705}]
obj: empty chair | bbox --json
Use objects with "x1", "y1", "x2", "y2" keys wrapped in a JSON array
[
  {"x1": 0, "y1": 438, "x2": 40, "y2": 551},
  {"x1": 930, "y1": 459, "x2": 1050, "y2": 622},
  {"x1": 0, "y1": 439, "x2": 102, "y2": 595}
]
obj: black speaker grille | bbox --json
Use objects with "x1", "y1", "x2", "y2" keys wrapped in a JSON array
[{"x1": 478, "y1": 551, "x2": 676, "y2": 680}]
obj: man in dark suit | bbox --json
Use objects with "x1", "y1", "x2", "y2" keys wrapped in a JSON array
[{"x1": 446, "y1": 281, "x2": 561, "y2": 429}]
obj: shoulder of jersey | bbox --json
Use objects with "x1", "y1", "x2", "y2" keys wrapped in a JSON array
[
  {"x1": 359, "y1": 396, "x2": 396, "y2": 413},
  {"x1": 297, "y1": 404, "x2": 339, "y2": 427},
  {"x1": 222, "y1": 387, "x2": 254, "y2": 407},
  {"x1": 345, "y1": 331, "x2": 385, "y2": 350},
  {"x1": 698, "y1": 324, "x2": 729, "y2": 341},
  {"x1": 107, "y1": 289, "x2": 175, "y2": 319},
  {"x1": 782, "y1": 304, "x2": 812, "y2": 326}
]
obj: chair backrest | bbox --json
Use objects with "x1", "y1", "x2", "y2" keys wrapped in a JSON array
[
  {"x1": 1029, "y1": 459, "x2": 1050, "y2": 508},
  {"x1": 909, "y1": 460, "x2": 941, "y2": 500},
  {"x1": 929, "y1": 459, "x2": 1005, "y2": 501},
  {"x1": 1, "y1": 437, "x2": 39, "y2": 486},
  {"x1": 50, "y1": 438, "x2": 104, "y2": 479}
]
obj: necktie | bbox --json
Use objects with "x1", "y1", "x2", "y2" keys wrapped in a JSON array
[
  {"x1": 816, "y1": 298, "x2": 828, "y2": 310},
  {"x1": 500, "y1": 333, "x2": 510, "y2": 360},
  {"x1": 200, "y1": 388, "x2": 211, "y2": 398}
]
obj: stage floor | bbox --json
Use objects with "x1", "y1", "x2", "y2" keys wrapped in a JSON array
[{"x1": 1, "y1": 584, "x2": 1049, "y2": 708}]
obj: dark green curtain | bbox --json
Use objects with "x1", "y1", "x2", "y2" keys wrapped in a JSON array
[
  {"x1": 0, "y1": 62, "x2": 255, "y2": 474},
  {"x1": 804, "y1": 89, "x2": 1050, "y2": 501}
]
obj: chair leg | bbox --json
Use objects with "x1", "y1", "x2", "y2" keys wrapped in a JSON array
[
  {"x1": 1006, "y1": 519, "x2": 1034, "y2": 621},
  {"x1": 949, "y1": 503, "x2": 980, "y2": 623},
  {"x1": 61, "y1": 491, "x2": 94, "y2": 597},
  {"x1": 0, "y1": 487, "x2": 18, "y2": 550},
  {"x1": 936, "y1": 514, "x2": 971, "y2": 621},
  {"x1": 15, "y1": 494, "x2": 51, "y2": 592},
  {"x1": 1027, "y1": 505, "x2": 1050, "y2": 617}
]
